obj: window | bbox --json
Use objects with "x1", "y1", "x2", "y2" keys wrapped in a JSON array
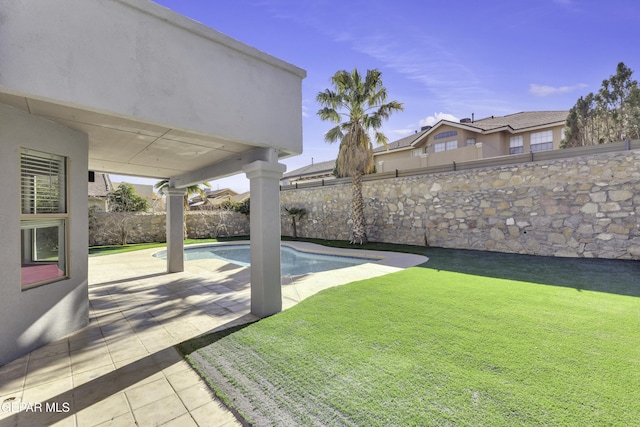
[
  {"x1": 411, "y1": 148, "x2": 425, "y2": 157},
  {"x1": 434, "y1": 140, "x2": 458, "y2": 153},
  {"x1": 434, "y1": 130, "x2": 457, "y2": 140},
  {"x1": 20, "y1": 149, "x2": 68, "y2": 288},
  {"x1": 509, "y1": 136, "x2": 523, "y2": 154},
  {"x1": 530, "y1": 130, "x2": 553, "y2": 152},
  {"x1": 466, "y1": 138, "x2": 476, "y2": 146}
]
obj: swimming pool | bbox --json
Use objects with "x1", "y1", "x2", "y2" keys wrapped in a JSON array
[{"x1": 154, "y1": 244, "x2": 378, "y2": 276}]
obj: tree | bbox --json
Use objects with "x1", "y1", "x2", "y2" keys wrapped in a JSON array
[
  {"x1": 108, "y1": 183, "x2": 149, "y2": 212},
  {"x1": 154, "y1": 179, "x2": 210, "y2": 239},
  {"x1": 284, "y1": 206, "x2": 306, "y2": 239},
  {"x1": 107, "y1": 183, "x2": 149, "y2": 245},
  {"x1": 317, "y1": 69, "x2": 403, "y2": 244},
  {"x1": 154, "y1": 179, "x2": 210, "y2": 210},
  {"x1": 563, "y1": 62, "x2": 640, "y2": 148}
]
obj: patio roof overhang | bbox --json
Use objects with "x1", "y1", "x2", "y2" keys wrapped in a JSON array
[
  {"x1": 0, "y1": 0, "x2": 306, "y2": 183},
  {"x1": 0, "y1": 0, "x2": 306, "y2": 319}
]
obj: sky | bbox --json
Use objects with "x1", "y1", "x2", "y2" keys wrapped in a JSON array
[{"x1": 113, "y1": 0, "x2": 640, "y2": 193}]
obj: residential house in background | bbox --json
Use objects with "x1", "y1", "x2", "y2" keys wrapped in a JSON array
[
  {"x1": 374, "y1": 111, "x2": 569, "y2": 172},
  {"x1": 280, "y1": 111, "x2": 569, "y2": 187},
  {"x1": 188, "y1": 188, "x2": 250, "y2": 209},
  {"x1": 88, "y1": 171, "x2": 113, "y2": 211},
  {"x1": 280, "y1": 159, "x2": 335, "y2": 186},
  {"x1": 111, "y1": 180, "x2": 156, "y2": 211},
  {"x1": 89, "y1": 172, "x2": 159, "y2": 212}
]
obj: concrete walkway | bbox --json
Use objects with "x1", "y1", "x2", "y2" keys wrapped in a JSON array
[{"x1": 0, "y1": 243, "x2": 427, "y2": 426}]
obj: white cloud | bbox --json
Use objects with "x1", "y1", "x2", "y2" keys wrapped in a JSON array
[
  {"x1": 419, "y1": 112, "x2": 460, "y2": 127},
  {"x1": 529, "y1": 83, "x2": 587, "y2": 97},
  {"x1": 330, "y1": 30, "x2": 499, "y2": 114}
]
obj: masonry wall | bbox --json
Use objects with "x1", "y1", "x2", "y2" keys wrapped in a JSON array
[
  {"x1": 90, "y1": 211, "x2": 250, "y2": 246},
  {"x1": 280, "y1": 149, "x2": 640, "y2": 260}
]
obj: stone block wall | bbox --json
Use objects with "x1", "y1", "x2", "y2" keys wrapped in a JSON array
[
  {"x1": 89, "y1": 211, "x2": 249, "y2": 246},
  {"x1": 280, "y1": 149, "x2": 640, "y2": 259}
]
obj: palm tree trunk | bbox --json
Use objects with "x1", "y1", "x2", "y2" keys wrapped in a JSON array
[
  {"x1": 350, "y1": 172, "x2": 367, "y2": 244},
  {"x1": 292, "y1": 217, "x2": 298, "y2": 239}
]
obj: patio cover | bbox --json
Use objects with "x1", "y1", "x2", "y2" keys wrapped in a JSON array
[{"x1": 0, "y1": 0, "x2": 306, "y2": 318}]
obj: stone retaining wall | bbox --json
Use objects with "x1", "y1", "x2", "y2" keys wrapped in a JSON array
[
  {"x1": 89, "y1": 211, "x2": 249, "y2": 246},
  {"x1": 280, "y1": 149, "x2": 640, "y2": 259}
]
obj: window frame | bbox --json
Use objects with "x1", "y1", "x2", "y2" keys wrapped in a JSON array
[
  {"x1": 509, "y1": 135, "x2": 524, "y2": 155},
  {"x1": 434, "y1": 130, "x2": 458, "y2": 140},
  {"x1": 19, "y1": 148, "x2": 70, "y2": 290},
  {"x1": 530, "y1": 130, "x2": 554, "y2": 153}
]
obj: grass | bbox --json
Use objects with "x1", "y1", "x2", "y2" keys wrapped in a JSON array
[{"x1": 178, "y1": 247, "x2": 640, "y2": 426}]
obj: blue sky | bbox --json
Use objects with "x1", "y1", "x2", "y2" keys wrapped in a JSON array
[{"x1": 115, "y1": 0, "x2": 640, "y2": 192}]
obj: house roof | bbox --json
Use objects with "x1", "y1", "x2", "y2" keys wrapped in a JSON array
[
  {"x1": 373, "y1": 129, "x2": 430, "y2": 153},
  {"x1": 88, "y1": 172, "x2": 113, "y2": 197},
  {"x1": 204, "y1": 188, "x2": 238, "y2": 198},
  {"x1": 282, "y1": 159, "x2": 335, "y2": 179},
  {"x1": 462, "y1": 111, "x2": 569, "y2": 132},
  {"x1": 374, "y1": 111, "x2": 568, "y2": 154}
]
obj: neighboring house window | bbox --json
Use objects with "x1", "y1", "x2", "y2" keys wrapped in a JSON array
[
  {"x1": 509, "y1": 136, "x2": 524, "y2": 154},
  {"x1": 530, "y1": 130, "x2": 553, "y2": 152},
  {"x1": 20, "y1": 148, "x2": 68, "y2": 289},
  {"x1": 411, "y1": 148, "x2": 425, "y2": 157},
  {"x1": 434, "y1": 130, "x2": 457, "y2": 140},
  {"x1": 466, "y1": 138, "x2": 476, "y2": 146},
  {"x1": 434, "y1": 140, "x2": 458, "y2": 152}
]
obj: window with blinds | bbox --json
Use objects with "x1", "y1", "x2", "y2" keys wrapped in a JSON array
[
  {"x1": 20, "y1": 148, "x2": 68, "y2": 289},
  {"x1": 21, "y1": 149, "x2": 67, "y2": 214}
]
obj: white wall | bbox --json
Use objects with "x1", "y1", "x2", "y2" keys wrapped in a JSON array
[
  {"x1": 0, "y1": 0, "x2": 305, "y2": 154},
  {"x1": 0, "y1": 104, "x2": 89, "y2": 365}
]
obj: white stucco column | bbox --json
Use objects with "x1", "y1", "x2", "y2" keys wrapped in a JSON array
[
  {"x1": 243, "y1": 159, "x2": 287, "y2": 317},
  {"x1": 166, "y1": 187, "x2": 186, "y2": 273}
]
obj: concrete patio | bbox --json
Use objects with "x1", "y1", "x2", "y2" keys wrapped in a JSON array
[{"x1": 0, "y1": 244, "x2": 427, "y2": 426}]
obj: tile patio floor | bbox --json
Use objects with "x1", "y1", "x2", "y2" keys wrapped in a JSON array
[{"x1": 0, "y1": 242, "x2": 426, "y2": 427}]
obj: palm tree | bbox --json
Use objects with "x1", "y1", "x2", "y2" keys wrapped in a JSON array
[
  {"x1": 284, "y1": 206, "x2": 306, "y2": 239},
  {"x1": 317, "y1": 69, "x2": 403, "y2": 244},
  {"x1": 154, "y1": 179, "x2": 210, "y2": 238}
]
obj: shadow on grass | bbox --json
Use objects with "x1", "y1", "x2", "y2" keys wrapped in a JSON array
[
  {"x1": 176, "y1": 321, "x2": 256, "y2": 356},
  {"x1": 422, "y1": 247, "x2": 640, "y2": 297},
  {"x1": 283, "y1": 237, "x2": 639, "y2": 297}
]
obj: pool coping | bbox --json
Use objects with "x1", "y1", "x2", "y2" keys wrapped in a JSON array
[
  {"x1": 156, "y1": 240, "x2": 427, "y2": 266},
  {"x1": 158, "y1": 240, "x2": 429, "y2": 310}
]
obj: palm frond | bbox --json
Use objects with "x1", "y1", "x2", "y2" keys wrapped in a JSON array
[
  {"x1": 317, "y1": 107, "x2": 342, "y2": 123},
  {"x1": 324, "y1": 125, "x2": 344, "y2": 143}
]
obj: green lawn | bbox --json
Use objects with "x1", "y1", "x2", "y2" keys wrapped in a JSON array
[{"x1": 178, "y1": 247, "x2": 640, "y2": 426}]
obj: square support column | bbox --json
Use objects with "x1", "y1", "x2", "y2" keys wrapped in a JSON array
[
  {"x1": 243, "y1": 159, "x2": 287, "y2": 317},
  {"x1": 166, "y1": 187, "x2": 186, "y2": 273}
]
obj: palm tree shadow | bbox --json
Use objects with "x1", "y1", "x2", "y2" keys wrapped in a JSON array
[{"x1": 420, "y1": 247, "x2": 640, "y2": 297}]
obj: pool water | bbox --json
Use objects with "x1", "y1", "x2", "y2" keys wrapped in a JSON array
[{"x1": 154, "y1": 244, "x2": 376, "y2": 276}]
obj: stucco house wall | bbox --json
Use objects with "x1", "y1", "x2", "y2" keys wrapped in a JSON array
[
  {"x1": 0, "y1": 104, "x2": 89, "y2": 365},
  {"x1": 375, "y1": 113, "x2": 568, "y2": 172}
]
